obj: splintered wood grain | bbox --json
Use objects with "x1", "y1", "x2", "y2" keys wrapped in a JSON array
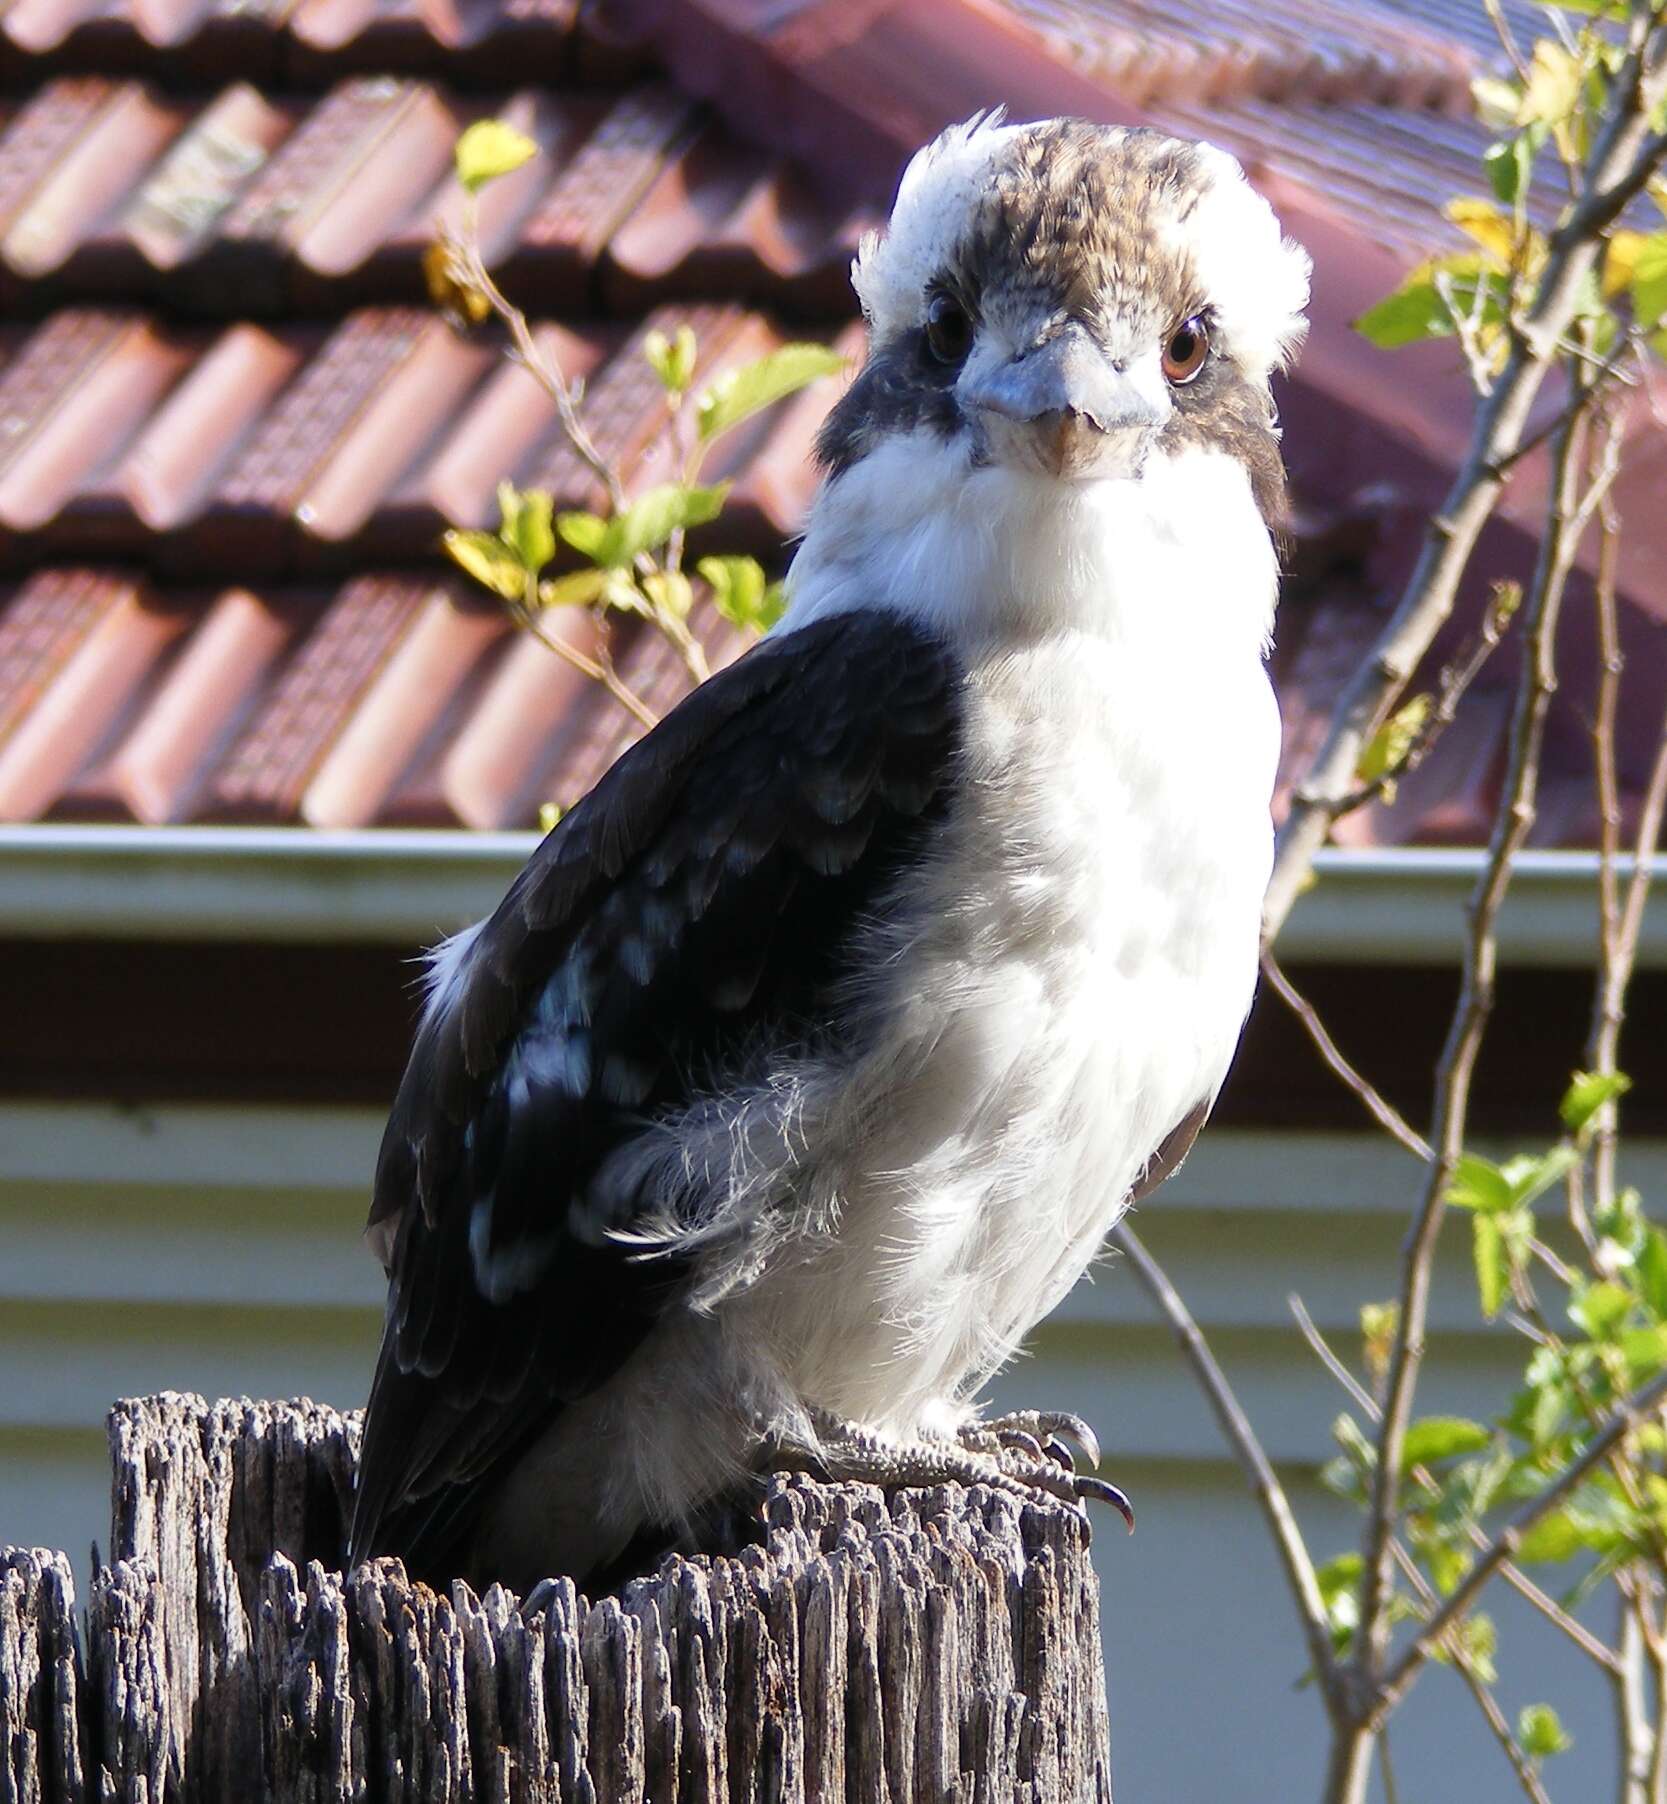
[
  {"x1": 1, "y1": 1547, "x2": 86, "y2": 1804},
  {"x1": 6, "y1": 1394, "x2": 1113, "y2": 1801}
]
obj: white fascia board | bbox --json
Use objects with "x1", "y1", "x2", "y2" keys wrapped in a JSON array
[{"x1": 0, "y1": 825, "x2": 1656, "y2": 965}]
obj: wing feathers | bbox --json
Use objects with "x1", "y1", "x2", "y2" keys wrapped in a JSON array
[{"x1": 350, "y1": 611, "x2": 964, "y2": 1580}]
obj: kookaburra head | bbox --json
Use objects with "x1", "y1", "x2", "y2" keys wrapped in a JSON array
[{"x1": 793, "y1": 115, "x2": 1311, "y2": 635}]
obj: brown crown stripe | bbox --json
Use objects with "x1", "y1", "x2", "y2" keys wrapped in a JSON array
[
  {"x1": 216, "y1": 75, "x2": 431, "y2": 250},
  {"x1": 212, "y1": 307, "x2": 429, "y2": 516},
  {"x1": 121, "y1": 83, "x2": 292, "y2": 271},
  {"x1": 209, "y1": 572, "x2": 429, "y2": 817},
  {"x1": 0, "y1": 80, "x2": 116, "y2": 240},
  {"x1": 523, "y1": 301, "x2": 752, "y2": 500},
  {"x1": 0, "y1": 571, "x2": 136, "y2": 751},
  {"x1": 520, "y1": 84, "x2": 700, "y2": 263},
  {"x1": 0, "y1": 311, "x2": 139, "y2": 488}
]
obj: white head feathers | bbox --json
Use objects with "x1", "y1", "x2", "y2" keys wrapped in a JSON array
[{"x1": 850, "y1": 113, "x2": 1311, "y2": 387}]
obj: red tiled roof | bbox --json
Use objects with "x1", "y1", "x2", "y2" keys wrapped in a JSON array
[{"x1": 0, "y1": 0, "x2": 1662, "y2": 850}]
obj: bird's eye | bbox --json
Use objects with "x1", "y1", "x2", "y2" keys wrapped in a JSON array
[
  {"x1": 924, "y1": 292, "x2": 974, "y2": 366},
  {"x1": 1162, "y1": 316, "x2": 1210, "y2": 385}
]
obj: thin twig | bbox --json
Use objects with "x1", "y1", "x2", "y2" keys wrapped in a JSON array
[
  {"x1": 1111, "y1": 1223, "x2": 1340, "y2": 1700},
  {"x1": 1262, "y1": 954, "x2": 1432, "y2": 1159},
  {"x1": 1587, "y1": 476, "x2": 1627, "y2": 1227},
  {"x1": 1385, "y1": 1536, "x2": 1553, "y2": 1802},
  {"x1": 1380, "y1": 1362, "x2": 1667, "y2": 1706},
  {"x1": 512, "y1": 608, "x2": 658, "y2": 731}
]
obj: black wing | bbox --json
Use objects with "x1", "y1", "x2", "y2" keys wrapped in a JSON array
[{"x1": 349, "y1": 610, "x2": 963, "y2": 1580}]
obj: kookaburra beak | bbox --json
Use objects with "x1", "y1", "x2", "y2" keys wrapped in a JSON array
[{"x1": 962, "y1": 322, "x2": 1170, "y2": 480}]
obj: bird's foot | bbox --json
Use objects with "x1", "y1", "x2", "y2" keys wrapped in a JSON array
[{"x1": 786, "y1": 1407, "x2": 1133, "y2": 1530}]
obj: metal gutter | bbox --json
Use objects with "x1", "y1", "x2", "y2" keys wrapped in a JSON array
[{"x1": 0, "y1": 824, "x2": 1656, "y2": 965}]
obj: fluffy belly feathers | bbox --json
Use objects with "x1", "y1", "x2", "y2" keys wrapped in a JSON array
[{"x1": 749, "y1": 633, "x2": 1278, "y2": 1433}]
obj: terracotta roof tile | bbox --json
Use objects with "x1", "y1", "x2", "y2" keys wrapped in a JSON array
[
  {"x1": 0, "y1": 0, "x2": 1660, "y2": 851},
  {"x1": 0, "y1": 76, "x2": 849, "y2": 315}
]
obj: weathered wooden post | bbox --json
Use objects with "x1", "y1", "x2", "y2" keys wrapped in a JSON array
[{"x1": 3, "y1": 1394, "x2": 1113, "y2": 1801}]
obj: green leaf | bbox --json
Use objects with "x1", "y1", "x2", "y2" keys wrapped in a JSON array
[
  {"x1": 1484, "y1": 135, "x2": 1534, "y2": 206},
  {"x1": 1637, "y1": 1228, "x2": 1667, "y2": 1322},
  {"x1": 641, "y1": 569, "x2": 694, "y2": 621},
  {"x1": 643, "y1": 323, "x2": 698, "y2": 395},
  {"x1": 1455, "y1": 1611, "x2": 1497, "y2": 1684},
  {"x1": 1314, "y1": 1553, "x2": 1360, "y2": 1655},
  {"x1": 1518, "y1": 1704, "x2": 1573, "y2": 1760},
  {"x1": 1500, "y1": 1143, "x2": 1579, "y2": 1208},
  {"x1": 1619, "y1": 1326, "x2": 1667, "y2": 1376},
  {"x1": 556, "y1": 511, "x2": 610, "y2": 560},
  {"x1": 1561, "y1": 1068, "x2": 1632, "y2": 1133},
  {"x1": 1314, "y1": 1552, "x2": 1361, "y2": 1606},
  {"x1": 442, "y1": 528, "x2": 525, "y2": 601},
  {"x1": 1515, "y1": 1509, "x2": 1583, "y2": 1565},
  {"x1": 536, "y1": 569, "x2": 606, "y2": 609},
  {"x1": 695, "y1": 343, "x2": 846, "y2": 442},
  {"x1": 1448, "y1": 1154, "x2": 1514, "y2": 1214},
  {"x1": 497, "y1": 482, "x2": 555, "y2": 575},
  {"x1": 1570, "y1": 1280, "x2": 1633, "y2": 1341},
  {"x1": 1354, "y1": 255, "x2": 1506, "y2": 350},
  {"x1": 592, "y1": 483, "x2": 730, "y2": 567},
  {"x1": 1632, "y1": 233, "x2": 1667, "y2": 329},
  {"x1": 698, "y1": 554, "x2": 785, "y2": 633},
  {"x1": 1356, "y1": 694, "x2": 1430, "y2": 800},
  {"x1": 455, "y1": 119, "x2": 538, "y2": 193},
  {"x1": 1474, "y1": 1213, "x2": 1508, "y2": 1319},
  {"x1": 1402, "y1": 1416, "x2": 1491, "y2": 1472}
]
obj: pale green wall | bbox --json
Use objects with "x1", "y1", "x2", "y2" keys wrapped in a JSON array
[{"x1": 1, "y1": 1106, "x2": 1633, "y2": 1802}]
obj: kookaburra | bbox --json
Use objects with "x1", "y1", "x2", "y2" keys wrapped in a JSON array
[{"x1": 350, "y1": 115, "x2": 1310, "y2": 1594}]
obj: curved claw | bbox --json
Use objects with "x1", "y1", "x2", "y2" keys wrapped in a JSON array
[
  {"x1": 1074, "y1": 1474, "x2": 1136, "y2": 1532},
  {"x1": 981, "y1": 1410, "x2": 1102, "y2": 1471},
  {"x1": 991, "y1": 1428, "x2": 1047, "y2": 1464}
]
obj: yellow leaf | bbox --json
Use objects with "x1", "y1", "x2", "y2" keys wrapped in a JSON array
[
  {"x1": 1471, "y1": 76, "x2": 1520, "y2": 132},
  {"x1": 424, "y1": 241, "x2": 490, "y2": 326},
  {"x1": 537, "y1": 801, "x2": 565, "y2": 834},
  {"x1": 1517, "y1": 42, "x2": 1581, "y2": 131},
  {"x1": 455, "y1": 120, "x2": 537, "y2": 193},
  {"x1": 536, "y1": 569, "x2": 606, "y2": 609},
  {"x1": 1445, "y1": 199, "x2": 1515, "y2": 271},
  {"x1": 443, "y1": 529, "x2": 524, "y2": 600},
  {"x1": 1605, "y1": 231, "x2": 1649, "y2": 296}
]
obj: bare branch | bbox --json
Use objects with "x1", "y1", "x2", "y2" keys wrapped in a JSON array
[
  {"x1": 1111, "y1": 1223, "x2": 1340, "y2": 1699},
  {"x1": 1262, "y1": 954, "x2": 1433, "y2": 1159}
]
